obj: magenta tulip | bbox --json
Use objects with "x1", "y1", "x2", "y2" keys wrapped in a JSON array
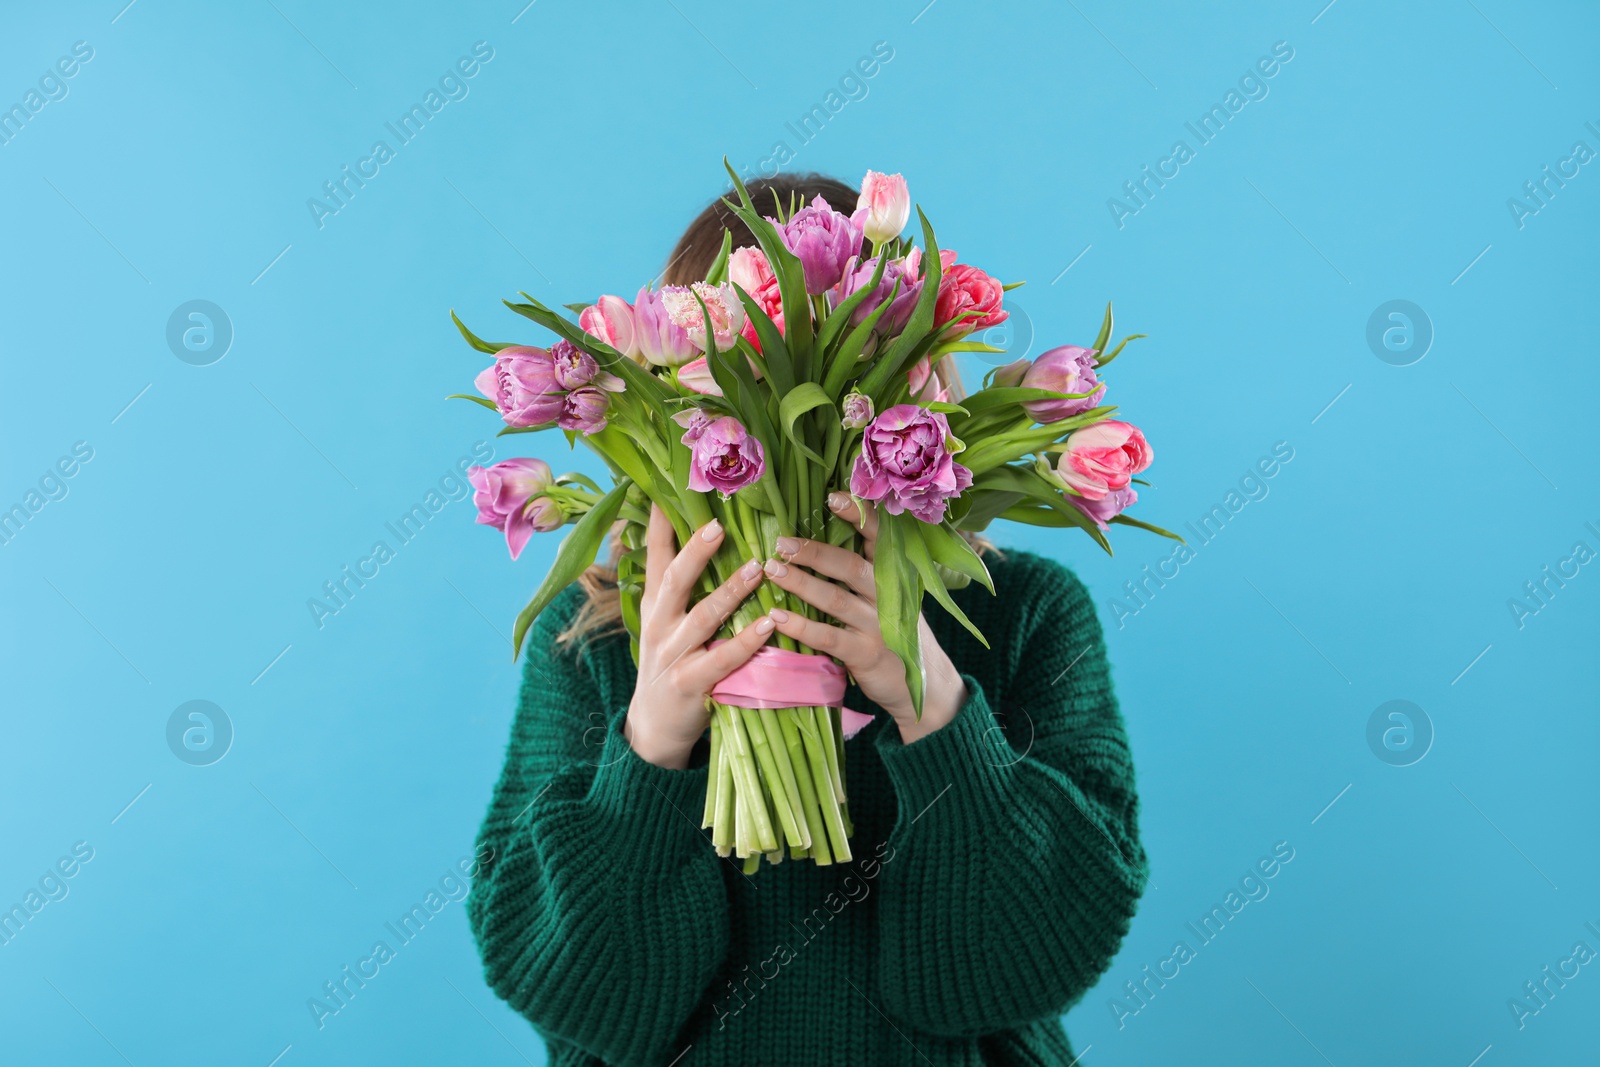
[
  {"x1": 468, "y1": 458, "x2": 562, "y2": 560},
  {"x1": 685, "y1": 416, "x2": 765, "y2": 495},
  {"x1": 474, "y1": 346, "x2": 565, "y2": 427},
  {"x1": 849, "y1": 404, "x2": 972, "y2": 522},
  {"x1": 1022, "y1": 346, "x2": 1105, "y2": 423}
]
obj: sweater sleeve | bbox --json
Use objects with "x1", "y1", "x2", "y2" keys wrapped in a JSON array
[
  {"x1": 465, "y1": 595, "x2": 731, "y2": 1067},
  {"x1": 870, "y1": 558, "x2": 1148, "y2": 1037}
]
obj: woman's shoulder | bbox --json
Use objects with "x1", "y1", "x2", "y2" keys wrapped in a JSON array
[
  {"x1": 946, "y1": 544, "x2": 1099, "y2": 639},
  {"x1": 979, "y1": 546, "x2": 1093, "y2": 607}
]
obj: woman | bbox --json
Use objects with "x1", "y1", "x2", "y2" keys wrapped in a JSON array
[{"x1": 466, "y1": 174, "x2": 1149, "y2": 1066}]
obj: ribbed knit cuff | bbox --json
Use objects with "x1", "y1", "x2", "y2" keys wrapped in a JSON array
[
  {"x1": 873, "y1": 673, "x2": 1014, "y2": 829},
  {"x1": 585, "y1": 712, "x2": 711, "y2": 855}
]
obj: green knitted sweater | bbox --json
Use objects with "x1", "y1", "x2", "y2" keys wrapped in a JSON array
[{"x1": 466, "y1": 548, "x2": 1148, "y2": 1066}]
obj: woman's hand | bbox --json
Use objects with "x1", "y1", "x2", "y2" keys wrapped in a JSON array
[
  {"x1": 624, "y1": 504, "x2": 772, "y2": 769},
  {"x1": 761, "y1": 493, "x2": 968, "y2": 745}
]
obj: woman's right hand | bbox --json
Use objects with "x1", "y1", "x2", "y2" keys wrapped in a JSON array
[{"x1": 623, "y1": 504, "x2": 771, "y2": 769}]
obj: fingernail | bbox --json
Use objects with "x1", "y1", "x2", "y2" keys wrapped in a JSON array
[
  {"x1": 775, "y1": 536, "x2": 799, "y2": 556},
  {"x1": 739, "y1": 558, "x2": 760, "y2": 580},
  {"x1": 768, "y1": 609, "x2": 789, "y2": 623},
  {"x1": 700, "y1": 519, "x2": 722, "y2": 542},
  {"x1": 755, "y1": 616, "x2": 776, "y2": 634},
  {"x1": 764, "y1": 557, "x2": 788, "y2": 578},
  {"x1": 828, "y1": 492, "x2": 850, "y2": 511}
]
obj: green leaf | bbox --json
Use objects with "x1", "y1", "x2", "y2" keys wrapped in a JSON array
[
  {"x1": 446, "y1": 393, "x2": 499, "y2": 411},
  {"x1": 451, "y1": 310, "x2": 516, "y2": 354},
  {"x1": 777, "y1": 382, "x2": 834, "y2": 466},
  {"x1": 921, "y1": 521, "x2": 995, "y2": 593},
  {"x1": 1090, "y1": 301, "x2": 1113, "y2": 357},
  {"x1": 705, "y1": 228, "x2": 734, "y2": 284},
  {"x1": 504, "y1": 294, "x2": 672, "y2": 423},
  {"x1": 816, "y1": 252, "x2": 888, "y2": 355},
  {"x1": 873, "y1": 512, "x2": 926, "y2": 718},
  {"x1": 1110, "y1": 513, "x2": 1185, "y2": 542},
  {"x1": 563, "y1": 302, "x2": 593, "y2": 317},
  {"x1": 555, "y1": 471, "x2": 604, "y2": 493},
  {"x1": 731, "y1": 283, "x2": 793, "y2": 394},
  {"x1": 922, "y1": 400, "x2": 969, "y2": 416},
  {"x1": 859, "y1": 207, "x2": 943, "y2": 400},
  {"x1": 720, "y1": 158, "x2": 813, "y2": 364},
  {"x1": 903, "y1": 519, "x2": 989, "y2": 649},
  {"x1": 821, "y1": 278, "x2": 901, "y2": 399},
  {"x1": 959, "y1": 386, "x2": 1100, "y2": 418},
  {"x1": 950, "y1": 488, "x2": 1023, "y2": 532},
  {"x1": 1095, "y1": 332, "x2": 1147, "y2": 369},
  {"x1": 1000, "y1": 280, "x2": 1027, "y2": 292},
  {"x1": 511, "y1": 478, "x2": 631, "y2": 659}
]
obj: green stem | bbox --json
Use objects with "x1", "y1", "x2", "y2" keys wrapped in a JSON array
[
  {"x1": 778, "y1": 708, "x2": 830, "y2": 864},
  {"x1": 743, "y1": 708, "x2": 804, "y2": 850},
  {"x1": 796, "y1": 708, "x2": 852, "y2": 862},
  {"x1": 759, "y1": 707, "x2": 811, "y2": 850},
  {"x1": 719, "y1": 702, "x2": 776, "y2": 853},
  {"x1": 701, "y1": 714, "x2": 721, "y2": 829},
  {"x1": 712, "y1": 736, "x2": 734, "y2": 855}
]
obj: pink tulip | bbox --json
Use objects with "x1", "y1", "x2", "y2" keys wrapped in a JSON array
[
  {"x1": 855, "y1": 170, "x2": 910, "y2": 245},
  {"x1": 677, "y1": 357, "x2": 723, "y2": 396},
  {"x1": 578, "y1": 295, "x2": 642, "y2": 363},
  {"x1": 1021, "y1": 345, "x2": 1105, "y2": 423},
  {"x1": 672, "y1": 406, "x2": 714, "y2": 444},
  {"x1": 1056, "y1": 421, "x2": 1152, "y2": 501},
  {"x1": 468, "y1": 458, "x2": 563, "y2": 560},
  {"x1": 633, "y1": 285, "x2": 698, "y2": 367},
  {"x1": 661, "y1": 281, "x2": 746, "y2": 353},
  {"x1": 850, "y1": 404, "x2": 972, "y2": 523},
  {"x1": 729, "y1": 247, "x2": 785, "y2": 350},
  {"x1": 559, "y1": 387, "x2": 612, "y2": 435},
  {"x1": 548, "y1": 339, "x2": 626, "y2": 394},
  {"x1": 906, "y1": 355, "x2": 949, "y2": 403},
  {"x1": 474, "y1": 346, "x2": 565, "y2": 427},
  {"x1": 840, "y1": 391, "x2": 874, "y2": 430},
  {"x1": 935, "y1": 263, "x2": 1008, "y2": 333},
  {"x1": 1066, "y1": 485, "x2": 1137, "y2": 531},
  {"x1": 901, "y1": 246, "x2": 957, "y2": 280},
  {"x1": 685, "y1": 416, "x2": 765, "y2": 495}
]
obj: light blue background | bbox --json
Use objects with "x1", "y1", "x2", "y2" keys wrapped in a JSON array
[{"x1": 2, "y1": 1, "x2": 1596, "y2": 1064}]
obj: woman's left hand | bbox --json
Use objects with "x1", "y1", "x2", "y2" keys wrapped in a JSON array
[{"x1": 761, "y1": 492, "x2": 968, "y2": 744}]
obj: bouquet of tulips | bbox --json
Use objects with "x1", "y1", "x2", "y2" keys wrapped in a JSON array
[{"x1": 452, "y1": 161, "x2": 1178, "y2": 872}]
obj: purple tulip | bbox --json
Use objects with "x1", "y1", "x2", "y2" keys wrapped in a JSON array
[
  {"x1": 468, "y1": 458, "x2": 563, "y2": 560},
  {"x1": 559, "y1": 387, "x2": 612, "y2": 435},
  {"x1": 840, "y1": 391, "x2": 874, "y2": 430},
  {"x1": 849, "y1": 404, "x2": 972, "y2": 523},
  {"x1": 1065, "y1": 484, "x2": 1137, "y2": 531},
  {"x1": 773, "y1": 196, "x2": 863, "y2": 295},
  {"x1": 829, "y1": 254, "x2": 924, "y2": 339},
  {"x1": 672, "y1": 406, "x2": 715, "y2": 443},
  {"x1": 633, "y1": 285, "x2": 698, "y2": 367},
  {"x1": 1020, "y1": 345, "x2": 1105, "y2": 423},
  {"x1": 684, "y1": 416, "x2": 765, "y2": 495},
  {"x1": 474, "y1": 346, "x2": 565, "y2": 427}
]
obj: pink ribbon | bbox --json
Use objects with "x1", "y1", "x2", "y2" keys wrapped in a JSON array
[{"x1": 707, "y1": 642, "x2": 876, "y2": 740}]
